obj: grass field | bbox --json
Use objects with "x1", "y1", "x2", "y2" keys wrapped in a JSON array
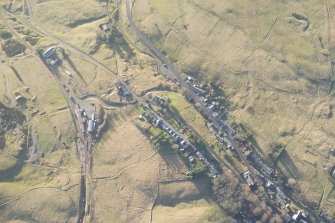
[
  {"x1": 159, "y1": 92, "x2": 216, "y2": 144},
  {"x1": 91, "y1": 107, "x2": 224, "y2": 222},
  {"x1": 152, "y1": 179, "x2": 224, "y2": 223},
  {"x1": 0, "y1": 19, "x2": 80, "y2": 221}
]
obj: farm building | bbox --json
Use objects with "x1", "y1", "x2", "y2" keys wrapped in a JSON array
[
  {"x1": 43, "y1": 47, "x2": 55, "y2": 58},
  {"x1": 87, "y1": 120, "x2": 94, "y2": 133}
]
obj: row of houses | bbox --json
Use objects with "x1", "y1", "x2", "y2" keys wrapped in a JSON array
[
  {"x1": 186, "y1": 78, "x2": 206, "y2": 96},
  {"x1": 184, "y1": 76, "x2": 314, "y2": 222},
  {"x1": 247, "y1": 152, "x2": 274, "y2": 178},
  {"x1": 145, "y1": 106, "x2": 218, "y2": 177}
]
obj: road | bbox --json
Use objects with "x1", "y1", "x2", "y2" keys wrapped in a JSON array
[{"x1": 80, "y1": 94, "x2": 136, "y2": 108}]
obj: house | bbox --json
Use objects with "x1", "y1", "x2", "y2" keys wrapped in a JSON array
[
  {"x1": 331, "y1": 165, "x2": 335, "y2": 177},
  {"x1": 284, "y1": 204, "x2": 293, "y2": 214},
  {"x1": 208, "y1": 104, "x2": 215, "y2": 111},
  {"x1": 180, "y1": 140, "x2": 190, "y2": 149},
  {"x1": 15, "y1": 95, "x2": 26, "y2": 104},
  {"x1": 209, "y1": 165, "x2": 218, "y2": 177},
  {"x1": 186, "y1": 80, "x2": 206, "y2": 96},
  {"x1": 265, "y1": 181, "x2": 276, "y2": 191},
  {"x1": 248, "y1": 152, "x2": 274, "y2": 177},
  {"x1": 212, "y1": 101, "x2": 219, "y2": 106},
  {"x1": 99, "y1": 23, "x2": 110, "y2": 32},
  {"x1": 65, "y1": 70, "x2": 72, "y2": 77},
  {"x1": 192, "y1": 85, "x2": 206, "y2": 96},
  {"x1": 243, "y1": 171, "x2": 255, "y2": 187},
  {"x1": 292, "y1": 210, "x2": 306, "y2": 222},
  {"x1": 154, "y1": 117, "x2": 162, "y2": 126},
  {"x1": 50, "y1": 59, "x2": 59, "y2": 66},
  {"x1": 223, "y1": 136, "x2": 232, "y2": 147},
  {"x1": 154, "y1": 95, "x2": 165, "y2": 105},
  {"x1": 196, "y1": 151, "x2": 204, "y2": 160},
  {"x1": 118, "y1": 84, "x2": 130, "y2": 97},
  {"x1": 188, "y1": 156, "x2": 195, "y2": 163}
]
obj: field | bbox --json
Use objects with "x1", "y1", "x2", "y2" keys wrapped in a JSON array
[
  {"x1": 159, "y1": 91, "x2": 216, "y2": 144},
  {"x1": 0, "y1": 55, "x2": 81, "y2": 221},
  {"x1": 0, "y1": 12, "x2": 80, "y2": 221},
  {"x1": 91, "y1": 107, "x2": 224, "y2": 222},
  {"x1": 152, "y1": 179, "x2": 224, "y2": 223}
]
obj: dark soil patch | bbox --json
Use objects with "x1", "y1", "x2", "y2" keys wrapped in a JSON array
[{"x1": 0, "y1": 30, "x2": 13, "y2": 40}]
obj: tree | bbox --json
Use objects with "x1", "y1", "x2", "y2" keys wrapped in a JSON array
[
  {"x1": 220, "y1": 216, "x2": 237, "y2": 223},
  {"x1": 287, "y1": 178, "x2": 297, "y2": 187},
  {"x1": 269, "y1": 214, "x2": 283, "y2": 223},
  {"x1": 212, "y1": 172, "x2": 276, "y2": 221}
]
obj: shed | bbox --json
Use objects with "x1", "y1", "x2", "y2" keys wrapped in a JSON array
[
  {"x1": 88, "y1": 119, "x2": 94, "y2": 133},
  {"x1": 43, "y1": 47, "x2": 55, "y2": 58}
]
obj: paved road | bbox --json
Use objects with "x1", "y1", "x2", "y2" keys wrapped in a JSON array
[{"x1": 80, "y1": 94, "x2": 136, "y2": 108}]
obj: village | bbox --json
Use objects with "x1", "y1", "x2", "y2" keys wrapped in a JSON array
[
  {"x1": 40, "y1": 41, "x2": 320, "y2": 223},
  {"x1": 136, "y1": 72, "x2": 315, "y2": 223}
]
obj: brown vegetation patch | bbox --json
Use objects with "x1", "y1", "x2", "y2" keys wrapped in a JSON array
[{"x1": 2, "y1": 39, "x2": 26, "y2": 57}]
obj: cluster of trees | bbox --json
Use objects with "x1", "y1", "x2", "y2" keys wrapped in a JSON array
[{"x1": 212, "y1": 172, "x2": 283, "y2": 223}]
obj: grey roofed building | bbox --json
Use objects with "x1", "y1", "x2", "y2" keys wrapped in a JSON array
[
  {"x1": 243, "y1": 171, "x2": 255, "y2": 186},
  {"x1": 209, "y1": 165, "x2": 218, "y2": 177},
  {"x1": 87, "y1": 119, "x2": 94, "y2": 133},
  {"x1": 154, "y1": 117, "x2": 162, "y2": 126},
  {"x1": 186, "y1": 80, "x2": 206, "y2": 96},
  {"x1": 248, "y1": 152, "x2": 274, "y2": 177},
  {"x1": 15, "y1": 95, "x2": 26, "y2": 103},
  {"x1": 292, "y1": 210, "x2": 306, "y2": 222},
  {"x1": 43, "y1": 47, "x2": 55, "y2": 58},
  {"x1": 154, "y1": 95, "x2": 165, "y2": 104},
  {"x1": 102, "y1": 24, "x2": 109, "y2": 31},
  {"x1": 118, "y1": 84, "x2": 130, "y2": 97},
  {"x1": 180, "y1": 140, "x2": 190, "y2": 149}
]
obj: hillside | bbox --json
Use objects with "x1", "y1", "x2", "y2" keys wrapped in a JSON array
[
  {"x1": 127, "y1": 0, "x2": 335, "y2": 216},
  {"x1": 0, "y1": 0, "x2": 334, "y2": 222}
]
